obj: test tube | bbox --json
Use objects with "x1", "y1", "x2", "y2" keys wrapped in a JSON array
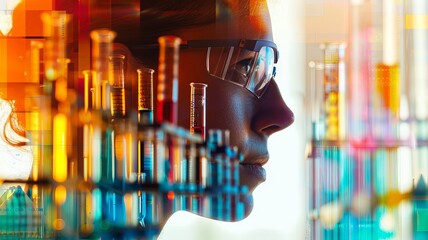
[
  {"x1": 82, "y1": 70, "x2": 95, "y2": 112},
  {"x1": 347, "y1": 1, "x2": 372, "y2": 143},
  {"x1": 189, "y1": 143, "x2": 208, "y2": 215},
  {"x1": 52, "y1": 58, "x2": 71, "y2": 183},
  {"x1": 156, "y1": 36, "x2": 181, "y2": 124},
  {"x1": 40, "y1": 11, "x2": 68, "y2": 182},
  {"x1": 53, "y1": 112, "x2": 68, "y2": 183},
  {"x1": 109, "y1": 54, "x2": 126, "y2": 118},
  {"x1": 79, "y1": 189, "x2": 94, "y2": 235},
  {"x1": 29, "y1": 41, "x2": 43, "y2": 182},
  {"x1": 196, "y1": 144, "x2": 208, "y2": 189},
  {"x1": 372, "y1": 0, "x2": 401, "y2": 141},
  {"x1": 82, "y1": 70, "x2": 94, "y2": 181},
  {"x1": 30, "y1": 41, "x2": 43, "y2": 84},
  {"x1": 232, "y1": 146, "x2": 244, "y2": 221},
  {"x1": 407, "y1": 1, "x2": 428, "y2": 239},
  {"x1": 55, "y1": 58, "x2": 70, "y2": 103},
  {"x1": 138, "y1": 68, "x2": 154, "y2": 125},
  {"x1": 207, "y1": 129, "x2": 231, "y2": 220},
  {"x1": 41, "y1": 11, "x2": 69, "y2": 82},
  {"x1": 406, "y1": 0, "x2": 428, "y2": 192},
  {"x1": 153, "y1": 129, "x2": 166, "y2": 183},
  {"x1": 322, "y1": 44, "x2": 346, "y2": 141},
  {"x1": 190, "y1": 83, "x2": 207, "y2": 140},
  {"x1": 109, "y1": 54, "x2": 129, "y2": 183},
  {"x1": 137, "y1": 68, "x2": 155, "y2": 184},
  {"x1": 90, "y1": 29, "x2": 116, "y2": 182},
  {"x1": 90, "y1": 29, "x2": 116, "y2": 111}
]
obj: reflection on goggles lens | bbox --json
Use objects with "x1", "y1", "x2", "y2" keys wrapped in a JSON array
[{"x1": 207, "y1": 46, "x2": 276, "y2": 97}]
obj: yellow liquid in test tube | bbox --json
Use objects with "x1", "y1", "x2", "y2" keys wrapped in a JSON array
[
  {"x1": 323, "y1": 44, "x2": 344, "y2": 140},
  {"x1": 375, "y1": 63, "x2": 400, "y2": 118},
  {"x1": 53, "y1": 113, "x2": 67, "y2": 182}
]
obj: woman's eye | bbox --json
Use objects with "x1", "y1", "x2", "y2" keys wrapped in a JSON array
[
  {"x1": 225, "y1": 59, "x2": 252, "y2": 85},
  {"x1": 234, "y1": 59, "x2": 252, "y2": 76}
]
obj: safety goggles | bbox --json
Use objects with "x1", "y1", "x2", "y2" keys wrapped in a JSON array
[{"x1": 182, "y1": 39, "x2": 279, "y2": 98}]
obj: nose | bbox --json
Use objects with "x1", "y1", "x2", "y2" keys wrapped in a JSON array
[{"x1": 252, "y1": 80, "x2": 294, "y2": 136}]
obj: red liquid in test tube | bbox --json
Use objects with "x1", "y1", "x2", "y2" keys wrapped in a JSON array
[
  {"x1": 190, "y1": 83, "x2": 207, "y2": 140},
  {"x1": 156, "y1": 36, "x2": 181, "y2": 124}
]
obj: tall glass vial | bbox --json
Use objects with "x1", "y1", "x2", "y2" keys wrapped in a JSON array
[
  {"x1": 41, "y1": 11, "x2": 69, "y2": 82},
  {"x1": 406, "y1": 1, "x2": 428, "y2": 239},
  {"x1": 40, "y1": 11, "x2": 69, "y2": 182},
  {"x1": 190, "y1": 83, "x2": 207, "y2": 140},
  {"x1": 137, "y1": 68, "x2": 155, "y2": 181},
  {"x1": 138, "y1": 68, "x2": 154, "y2": 125},
  {"x1": 90, "y1": 29, "x2": 116, "y2": 111},
  {"x1": 156, "y1": 36, "x2": 181, "y2": 124},
  {"x1": 109, "y1": 54, "x2": 126, "y2": 118}
]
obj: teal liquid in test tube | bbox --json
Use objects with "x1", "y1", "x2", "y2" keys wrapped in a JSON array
[
  {"x1": 137, "y1": 68, "x2": 155, "y2": 227},
  {"x1": 138, "y1": 68, "x2": 155, "y2": 182}
]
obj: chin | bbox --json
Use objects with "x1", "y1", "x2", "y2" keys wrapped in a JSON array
[
  {"x1": 236, "y1": 192, "x2": 254, "y2": 221},
  {"x1": 195, "y1": 165, "x2": 266, "y2": 222}
]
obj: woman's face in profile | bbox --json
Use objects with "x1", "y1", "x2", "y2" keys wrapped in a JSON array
[{"x1": 169, "y1": 2, "x2": 294, "y2": 217}]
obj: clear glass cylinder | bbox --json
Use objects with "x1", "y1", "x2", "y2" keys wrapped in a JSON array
[
  {"x1": 82, "y1": 70, "x2": 94, "y2": 182},
  {"x1": 90, "y1": 29, "x2": 116, "y2": 111},
  {"x1": 30, "y1": 41, "x2": 43, "y2": 84},
  {"x1": 307, "y1": 60, "x2": 325, "y2": 141},
  {"x1": 156, "y1": 36, "x2": 181, "y2": 124},
  {"x1": 55, "y1": 58, "x2": 70, "y2": 102},
  {"x1": 109, "y1": 54, "x2": 126, "y2": 118},
  {"x1": 137, "y1": 68, "x2": 155, "y2": 185},
  {"x1": 53, "y1": 113, "x2": 67, "y2": 182},
  {"x1": 41, "y1": 11, "x2": 69, "y2": 82},
  {"x1": 137, "y1": 68, "x2": 154, "y2": 124},
  {"x1": 371, "y1": 0, "x2": 402, "y2": 141},
  {"x1": 322, "y1": 44, "x2": 346, "y2": 141},
  {"x1": 190, "y1": 83, "x2": 207, "y2": 140},
  {"x1": 347, "y1": 1, "x2": 373, "y2": 143},
  {"x1": 406, "y1": 1, "x2": 428, "y2": 239},
  {"x1": 407, "y1": 0, "x2": 428, "y2": 122},
  {"x1": 82, "y1": 70, "x2": 95, "y2": 112}
]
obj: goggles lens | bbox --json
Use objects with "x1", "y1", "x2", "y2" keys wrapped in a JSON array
[{"x1": 206, "y1": 45, "x2": 276, "y2": 97}]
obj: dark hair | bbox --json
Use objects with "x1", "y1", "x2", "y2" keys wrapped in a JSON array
[
  {"x1": 140, "y1": 1, "x2": 216, "y2": 39},
  {"x1": 110, "y1": 1, "x2": 253, "y2": 66},
  {"x1": 111, "y1": 1, "x2": 216, "y2": 46}
]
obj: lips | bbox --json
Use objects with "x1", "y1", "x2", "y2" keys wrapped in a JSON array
[
  {"x1": 237, "y1": 161, "x2": 267, "y2": 219},
  {"x1": 239, "y1": 155, "x2": 268, "y2": 193}
]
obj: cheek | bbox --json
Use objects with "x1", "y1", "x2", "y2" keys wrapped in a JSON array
[
  {"x1": 175, "y1": 50, "x2": 255, "y2": 146},
  {"x1": 205, "y1": 79, "x2": 253, "y2": 144}
]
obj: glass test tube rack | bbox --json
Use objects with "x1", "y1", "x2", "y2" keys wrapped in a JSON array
[{"x1": 0, "y1": 123, "x2": 247, "y2": 239}]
